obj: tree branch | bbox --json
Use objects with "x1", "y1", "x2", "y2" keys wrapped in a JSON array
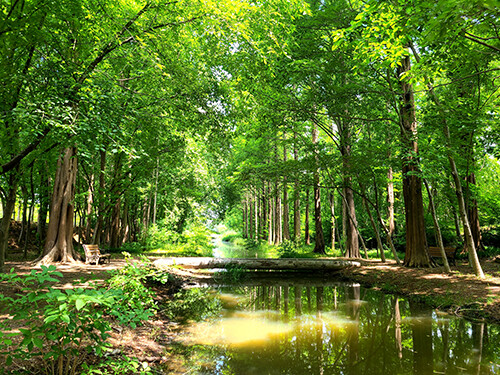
[{"x1": 0, "y1": 127, "x2": 51, "y2": 174}]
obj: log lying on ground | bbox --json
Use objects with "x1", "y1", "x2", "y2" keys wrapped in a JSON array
[{"x1": 154, "y1": 257, "x2": 360, "y2": 271}]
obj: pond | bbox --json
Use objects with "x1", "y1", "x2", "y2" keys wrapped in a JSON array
[{"x1": 173, "y1": 274, "x2": 500, "y2": 375}]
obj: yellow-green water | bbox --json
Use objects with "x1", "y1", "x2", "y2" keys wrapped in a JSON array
[{"x1": 175, "y1": 279, "x2": 500, "y2": 375}]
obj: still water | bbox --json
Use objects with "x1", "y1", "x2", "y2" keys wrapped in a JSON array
[{"x1": 176, "y1": 274, "x2": 500, "y2": 375}]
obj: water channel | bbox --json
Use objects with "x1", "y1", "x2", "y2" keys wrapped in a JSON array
[{"x1": 174, "y1": 237, "x2": 500, "y2": 374}]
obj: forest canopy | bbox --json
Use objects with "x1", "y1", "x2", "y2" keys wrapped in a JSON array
[{"x1": 1, "y1": 0, "x2": 499, "y2": 277}]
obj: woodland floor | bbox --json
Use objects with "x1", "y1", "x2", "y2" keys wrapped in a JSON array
[{"x1": 1, "y1": 256, "x2": 500, "y2": 373}]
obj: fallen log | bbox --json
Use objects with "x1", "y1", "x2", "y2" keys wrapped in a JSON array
[{"x1": 154, "y1": 257, "x2": 360, "y2": 271}]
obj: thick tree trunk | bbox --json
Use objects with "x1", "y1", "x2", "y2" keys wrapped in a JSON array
[
  {"x1": 397, "y1": 55, "x2": 430, "y2": 267},
  {"x1": 38, "y1": 147, "x2": 80, "y2": 264},
  {"x1": 0, "y1": 173, "x2": 18, "y2": 272},
  {"x1": 343, "y1": 184, "x2": 359, "y2": 258}
]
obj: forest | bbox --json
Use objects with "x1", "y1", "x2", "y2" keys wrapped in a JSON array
[
  {"x1": 1, "y1": 0, "x2": 500, "y2": 373},
  {"x1": 1, "y1": 0, "x2": 499, "y2": 273}
]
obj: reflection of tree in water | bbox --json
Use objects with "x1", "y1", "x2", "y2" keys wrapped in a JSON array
[
  {"x1": 409, "y1": 300, "x2": 433, "y2": 375},
  {"x1": 193, "y1": 283, "x2": 500, "y2": 375}
]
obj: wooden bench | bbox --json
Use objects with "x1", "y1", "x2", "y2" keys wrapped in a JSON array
[
  {"x1": 428, "y1": 246, "x2": 457, "y2": 265},
  {"x1": 83, "y1": 244, "x2": 111, "y2": 265}
]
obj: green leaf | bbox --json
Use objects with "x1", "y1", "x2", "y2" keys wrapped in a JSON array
[
  {"x1": 33, "y1": 337, "x2": 44, "y2": 349},
  {"x1": 75, "y1": 298, "x2": 86, "y2": 311}
]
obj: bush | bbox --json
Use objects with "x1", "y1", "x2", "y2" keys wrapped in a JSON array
[
  {"x1": 142, "y1": 222, "x2": 214, "y2": 256},
  {"x1": 0, "y1": 264, "x2": 159, "y2": 375},
  {"x1": 276, "y1": 240, "x2": 310, "y2": 258}
]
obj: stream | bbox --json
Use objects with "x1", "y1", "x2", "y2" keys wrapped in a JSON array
[{"x1": 169, "y1": 237, "x2": 500, "y2": 374}]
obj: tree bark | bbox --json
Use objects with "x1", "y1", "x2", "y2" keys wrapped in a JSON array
[
  {"x1": 362, "y1": 195, "x2": 385, "y2": 262},
  {"x1": 305, "y1": 187, "x2": 311, "y2": 245},
  {"x1": 293, "y1": 134, "x2": 301, "y2": 242},
  {"x1": 0, "y1": 173, "x2": 18, "y2": 272},
  {"x1": 312, "y1": 124, "x2": 325, "y2": 254},
  {"x1": 110, "y1": 197, "x2": 121, "y2": 248},
  {"x1": 37, "y1": 147, "x2": 80, "y2": 264},
  {"x1": 329, "y1": 191, "x2": 335, "y2": 253},
  {"x1": 282, "y1": 139, "x2": 291, "y2": 241},
  {"x1": 387, "y1": 166, "x2": 395, "y2": 239},
  {"x1": 466, "y1": 172, "x2": 482, "y2": 252},
  {"x1": 93, "y1": 149, "x2": 106, "y2": 244},
  {"x1": 397, "y1": 55, "x2": 430, "y2": 267},
  {"x1": 423, "y1": 180, "x2": 451, "y2": 273}
]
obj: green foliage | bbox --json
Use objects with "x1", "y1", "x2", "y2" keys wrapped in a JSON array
[
  {"x1": 221, "y1": 231, "x2": 241, "y2": 243},
  {"x1": 81, "y1": 356, "x2": 153, "y2": 375},
  {"x1": 0, "y1": 265, "x2": 157, "y2": 374},
  {"x1": 163, "y1": 289, "x2": 222, "y2": 323},
  {"x1": 277, "y1": 240, "x2": 303, "y2": 258},
  {"x1": 142, "y1": 222, "x2": 214, "y2": 257}
]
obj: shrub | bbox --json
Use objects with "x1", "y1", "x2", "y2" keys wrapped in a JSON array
[
  {"x1": 0, "y1": 264, "x2": 158, "y2": 375},
  {"x1": 276, "y1": 240, "x2": 307, "y2": 258}
]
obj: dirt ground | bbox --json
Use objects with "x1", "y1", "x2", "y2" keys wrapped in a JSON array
[{"x1": 1, "y1": 256, "x2": 500, "y2": 373}]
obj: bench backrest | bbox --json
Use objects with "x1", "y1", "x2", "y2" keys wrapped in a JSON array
[{"x1": 428, "y1": 246, "x2": 456, "y2": 257}]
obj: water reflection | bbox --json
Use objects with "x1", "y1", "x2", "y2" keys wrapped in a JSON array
[{"x1": 178, "y1": 279, "x2": 500, "y2": 375}]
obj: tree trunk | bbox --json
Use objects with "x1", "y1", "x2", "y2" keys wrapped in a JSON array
[
  {"x1": 466, "y1": 172, "x2": 482, "y2": 252},
  {"x1": 243, "y1": 197, "x2": 248, "y2": 239},
  {"x1": 152, "y1": 157, "x2": 159, "y2": 224},
  {"x1": 249, "y1": 195, "x2": 254, "y2": 240},
  {"x1": 93, "y1": 149, "x2": 106, "y2": 245},
  {"x1": 305, "y1": 187, "x2": 311, "y2": 245},
  {"x1": 397, "y1": 55, "x2": 430, "y2": 267},
  {"x1": 362, "y1": 195, "x2": 385, "y2": 262},
  {"x1": 110, "y1": 197, "x2": 121, "y2": 248},
  {"x1": 38, "y1": 147, "x2": 80, "y2": 264},
  {"x1": 343, "y1": 185, "x2": 359, "y2": 258},
  {"x1": 0, "y1": 173, "x2": 19, "y2": 272},
  {"x1": 312, "y1": 124, "x2": 325, "y2": 254},
  {"x1": 37, "y1": 162, "x2": 50, "y2": 249},
  {"x1": 268, "y1": 183, "x2": 273, "y2": 244},
  {"x1": 329, "y1": 191, "x2": 335, "y2": 253},
  {"x1": 282, "y1": 140, "x2": 291, "y2": 241},
  {"x1": 423, "y1": 180, "x2": 451, "y2": 273},
  {"x1": 387, "y1": 166, "x2": 395, "y2": 239},
  {"x1": 84, "y1": 173, "x2": 94, "y2": 242},
  {"x1": 293, "y1": 135, "x2": 301, "y2": 242}
]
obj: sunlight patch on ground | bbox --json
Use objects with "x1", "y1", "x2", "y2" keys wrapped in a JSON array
[{"x1": 420, "y1": 273, "x2": 453, "y2": 280}]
